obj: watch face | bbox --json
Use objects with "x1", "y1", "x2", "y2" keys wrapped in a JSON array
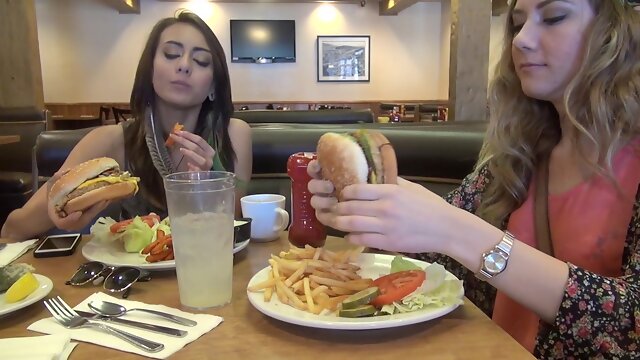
[{"x1": 484, "y1": 252, "x2": 507, "y2": 273}]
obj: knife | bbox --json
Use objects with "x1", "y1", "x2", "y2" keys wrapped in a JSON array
[{"x1": 75, "y1": 310, "x2": 188, "y2": 337}]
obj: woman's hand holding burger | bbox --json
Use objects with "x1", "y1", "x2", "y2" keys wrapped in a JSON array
[
  {"x1": 46, "y1": 169, "x2": 111, "y2": 231},
  {"x1": 46, "y1": 157, "x2": 139, "y2": 231},
  {"x1": 307, "y1": 130, "x2": 466, "y2": 256}
]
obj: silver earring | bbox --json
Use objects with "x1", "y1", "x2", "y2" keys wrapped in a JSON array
[{"x1": 208, "y1": 92, "x2": 215, "y2": 101}]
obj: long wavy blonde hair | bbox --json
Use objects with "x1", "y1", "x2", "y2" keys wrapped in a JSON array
[{"x1": 476, "y1": 0, "x2": 640, "y2": 227}]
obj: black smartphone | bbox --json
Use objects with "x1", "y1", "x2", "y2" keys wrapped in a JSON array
[{"x1": 33, "y1": 233, "x2": 82, "y2": 258}]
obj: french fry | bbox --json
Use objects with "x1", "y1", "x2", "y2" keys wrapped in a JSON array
[
  {"x1": 268, "y1": 259, "x2": 281, "y2": 279},
  {"x1": 312, "y1": 269, "x2": 349, "y2": 282},
  {"x1": 264, "y1": 287, "x2": 273, "y2": 302},
  {"x1": 247, "y1": 277, "x2": 277, "y2": 292},
  {"x1": 284, "y1": 262, "x2": 307, "y2": 287},
  {"x1": 311, "y1": 285, "x2": 329, "y2": 298},
  {"x1": 330, "y1": 286, "x2": 354, "y2": 296},
  {"x1": 274, "y1": 278, "x2": 288, "y2": 304},
  {"x1": 145, "y1": 248, "x2": 171, "y2": 263},
  {"x1": 276, "y1": 280, "x2": 306, "y2": 311},
  {"x1": 164, "y1": 251, "x2": 174, "y2": 261},
  {"x1": 332, "y1": 268, "x2": 361, "y2": 280},
  {"x1": 141, "y1": 240, "x2": 156, "y2": 255},
  {"x1": 151, "y1": 237, "x2": 171, "y2": 255},
  {"x1": 164, "y1": 123, "x2": 184, "y2": 147},
  {"x1": 303, "y1": 277, "x2": 316, "y2": 314},
  {"x1": 312, "y1": 247, "x2": 322, "y2": 260},
  {"x1": 324, "y1": 295, "x2": 350, "y2": 312},
  {"x1": 291, "y1": 279, "x2": 304, "y2": 294},
  {"x1": 263, "y1": 271, "x2": 274, "y2": 302}
]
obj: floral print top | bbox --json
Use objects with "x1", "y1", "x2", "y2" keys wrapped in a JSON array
[{"x1": 415, "y1": 165, "x2": 640, "y2": 359}]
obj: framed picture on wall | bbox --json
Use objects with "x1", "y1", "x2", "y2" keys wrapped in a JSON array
[{"x1": 317, "y1": 35, "x2": 370, "y2": 82}]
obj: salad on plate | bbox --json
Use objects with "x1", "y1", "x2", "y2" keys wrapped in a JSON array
[{"x1": 90, "y1": 213, "x2": 174, "y2": 263}]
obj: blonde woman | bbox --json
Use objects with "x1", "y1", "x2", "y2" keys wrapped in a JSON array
[{"x1": 308, "y1": 0, "x2": 640, "y2": 358}]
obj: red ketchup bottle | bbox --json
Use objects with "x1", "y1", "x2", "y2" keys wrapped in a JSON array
[{"x1": 287, "y1": 152, "x2": 327, "y2": 248}]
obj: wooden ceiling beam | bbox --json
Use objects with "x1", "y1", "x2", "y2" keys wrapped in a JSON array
[
  {"x1": 102, "y1": 0, "x2": 140, "y2": 14},
  {"x1": 378, "y1": 0, "x2": 419, "y2": 16}
]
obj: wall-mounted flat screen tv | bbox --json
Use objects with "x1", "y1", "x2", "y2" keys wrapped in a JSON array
[{"x1": 230, "y1": 20, "x2": 296, "y2": 63}]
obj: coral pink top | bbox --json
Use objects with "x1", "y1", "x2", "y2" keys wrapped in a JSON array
[{"x1": 492, "y1": 140, "x2": 640, "y2": 352}]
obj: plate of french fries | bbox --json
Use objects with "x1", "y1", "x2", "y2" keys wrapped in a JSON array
[{"x1": 247, "y1": 245, "x2": 463, "y2": 330}]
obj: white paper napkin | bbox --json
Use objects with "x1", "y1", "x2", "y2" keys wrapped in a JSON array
[
  {"x1": 0, "y1": 333, "x2": 77, "y2": 360},
  {"x1": 0, "y1": 239, "x2": 38, "y2": 266},
  {"x1": 27, "y1": 292, "x2": 223, "y2": 359}
]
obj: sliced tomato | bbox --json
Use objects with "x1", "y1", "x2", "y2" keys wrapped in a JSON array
[
  {"x1": 109, "y1": 213, "x2": 161, "y2": 233},
  {"x1": 370, "y1": 270, "x2": 426, "y2": 307}
]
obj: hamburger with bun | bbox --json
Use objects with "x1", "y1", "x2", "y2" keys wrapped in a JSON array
[
  {"x1": 49, "y1": 157, "x2": 140, "y2": 217},
  {"x1": 316, "y1": 130, "x2": 397, "y2": 200}
]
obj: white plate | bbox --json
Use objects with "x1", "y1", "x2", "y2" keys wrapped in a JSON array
[
  {"x1": 82, "y1": 237, "x2": 250, "y2": 271},
  {"x1": 0, "y1": 274, "x2": 53, "y2": 317},
  {"x1": 247, "y1": 254, "x2": 463, "y2": 330}
]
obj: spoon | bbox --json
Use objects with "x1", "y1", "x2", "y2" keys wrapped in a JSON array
[{"x1": 88, "y1": 300, "x2": 197, "y2": 327}]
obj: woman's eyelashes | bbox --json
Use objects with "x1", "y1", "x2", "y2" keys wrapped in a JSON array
[
  {"x1": 164, "y1": 52, "x2": 180, "y2": 60},
  {"x1": 543, "y1": 14, "x2": 567, "y2": 26},
  {"x1": 512, "y1": 13, "x2": 567, "y2": 34},
  {"x1": 193, "y1": 59, "x2": 211, "y2": 67},
  {"x1": 163, "y1": 52, "x2": 210, "y2": 67}
]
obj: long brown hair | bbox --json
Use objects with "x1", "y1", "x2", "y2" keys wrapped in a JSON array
[
  {"x1": 476, "y1": 0, "x2": 640, "y2": 226},
  {"x1": 125, "y1": 11, "x2": 235, "y2": 208}
]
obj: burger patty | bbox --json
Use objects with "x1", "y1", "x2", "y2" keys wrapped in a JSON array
[
  {"x1": 54, "y1": 180, "x2": 112, "y2": 214},
  {"x1": 68, "y1": 181, "x2": 112, "y2": 198}
]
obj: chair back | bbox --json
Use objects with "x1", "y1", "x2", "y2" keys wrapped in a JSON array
[
  {"x1": 99, "y1": 106, "x2": 112, "y2": 125},
  {"x1": 112, "y1": 107, "x2": 131, "y2": 124},
  {"x1": 32, "y1": 127, "x2": 94, "y2": 190},
  {"x1": 0, "y1": 107, "x2": 47, "y2": 122}
]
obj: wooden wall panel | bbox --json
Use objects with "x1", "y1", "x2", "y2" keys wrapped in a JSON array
[
  {"x1": 0, "y1": 0, "x2": 44, "y2": 112},
  {"x1": 45, "y1": 100, "x2": 450, "y2": 123},
  {"x1": 448, "y1": 0, "x2": 491, "y2": 122}
]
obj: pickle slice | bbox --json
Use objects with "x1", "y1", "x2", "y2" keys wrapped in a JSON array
[
  {"x1": 341, "y1": 287, "x2": 380, "y2": 310},
  {"x1": 339, "y1": 304, "x2": 378, "y2": 318}
]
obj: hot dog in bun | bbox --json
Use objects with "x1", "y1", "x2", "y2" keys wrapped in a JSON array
[
  {"x1": 49, "y1": 157, "x2": 140, "y2": 217},
  {"x1": 316, "y1": 130, "x2": 398, "y2": 200}
]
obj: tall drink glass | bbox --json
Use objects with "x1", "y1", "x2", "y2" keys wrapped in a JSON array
[{"x1": 164, "y1": 171, "x2": 235, "y2": 309}]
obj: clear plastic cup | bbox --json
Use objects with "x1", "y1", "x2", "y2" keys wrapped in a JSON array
[{"x1": 164, "y1": 171, "x2": 235, "y2": 309}]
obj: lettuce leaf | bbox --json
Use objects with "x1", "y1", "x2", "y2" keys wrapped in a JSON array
[
  {"x1": 390, "y1": 256, "x2": 422, "y2": 273},
  {"x1": 89, "y1": 217, "x2": 121, "y2": 243},
  {"x1": 379, "y1": 262, "x2": 464, "y2": 315},
  {"x1": 122, "y1": 216, "x2": 154, "y2": 253}
]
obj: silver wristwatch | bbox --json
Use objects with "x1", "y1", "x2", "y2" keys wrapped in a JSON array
[{"x1": 476, "y1": 231, "x2": 515, "y2": 281}]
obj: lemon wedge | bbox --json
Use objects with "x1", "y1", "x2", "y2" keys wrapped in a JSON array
[{"x1": 5, "y1": 272, "x2": 39, "y2": 303}]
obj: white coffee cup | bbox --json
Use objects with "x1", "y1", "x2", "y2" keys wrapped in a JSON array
[{"x1": 240, "y1": 194, "x2": 290, "y2": 242}]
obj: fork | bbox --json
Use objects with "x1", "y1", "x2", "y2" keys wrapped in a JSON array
[{"x1": 43, "y1": 296, "x2": 164, "y2": 353}]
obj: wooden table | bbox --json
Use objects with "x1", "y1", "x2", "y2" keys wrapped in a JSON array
[
  {"x1": 0, "y1": 234, "x2": 533, "y2": 359},
  {"x1": 0, "y1": 135, "x2": 20, "y2": 145}
]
